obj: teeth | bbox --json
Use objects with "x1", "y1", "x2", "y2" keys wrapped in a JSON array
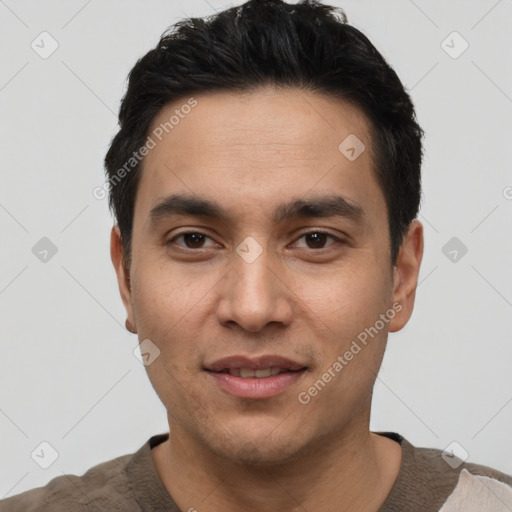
[
  {"x1": 255, "y1": 368, "x2": 271, "y2": 378},
  {"x1": 228, "y1": 367, "x2": 284, "y2": 378}
]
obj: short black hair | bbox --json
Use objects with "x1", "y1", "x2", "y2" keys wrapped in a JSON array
[{"x1": 104, "y1": 0, "x2": 424, "y2": 268}]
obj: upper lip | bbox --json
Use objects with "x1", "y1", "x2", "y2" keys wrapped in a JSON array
[{"x1": 205, "y1": 355, "x2": 307, "y2": 372}]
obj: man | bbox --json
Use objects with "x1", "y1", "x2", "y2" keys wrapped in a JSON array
[{"x1": 2, "y1": 0, "x2": 511, "y2": 510}]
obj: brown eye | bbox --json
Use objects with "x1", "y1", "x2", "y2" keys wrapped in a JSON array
[
  {"x1": 167, "y1": 232, "x2": 217, "y2": 249},
  {"x1": 294, "y1": 231, "x2": 340, "y2": 250},
  {"x1": 182, "y1": 233, "x2": 206, "y2": 248},
  {"x1": 304, "y1": 232, "x2": 328, "y2": 248}
]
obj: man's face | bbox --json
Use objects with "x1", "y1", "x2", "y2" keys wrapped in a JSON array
[{"x1": 115, "y1": 86, "x2": 408, "y2": 463}]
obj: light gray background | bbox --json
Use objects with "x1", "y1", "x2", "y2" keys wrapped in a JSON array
[{"x1": 1, "y1": 0, "x2": 511, "y2": 498}]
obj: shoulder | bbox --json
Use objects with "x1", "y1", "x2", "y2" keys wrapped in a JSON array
[
  {"x1": 439, "y1": 467, "x2": 512, "y2": 511},
  {"x1": 411, "y1": 441, "x2": 512, "y2": 488},
  {"x1": 417, "y1": 444, "x2": 512, "y2": 511},
  {"x1": 0, "y1": 446, "x2": 142, "y2": 512},
  {"x1": 377, "y1": 432, "x2": 512, "y2": 511}
]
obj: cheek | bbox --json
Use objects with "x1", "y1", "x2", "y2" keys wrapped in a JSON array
[
  {"x1": 131, "y1": 259, "x2": 202, "y2": 333},
  {"x1": 130, "y1": 260, "x2": 223, "y2": 378},
  {"x1": 294, "y1": 262, "x2": 389, "y2": 329}
]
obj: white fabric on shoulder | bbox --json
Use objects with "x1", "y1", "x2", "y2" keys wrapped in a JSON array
[{"x1": 439, "y1": 468, "x2": 512, "y2": 512}]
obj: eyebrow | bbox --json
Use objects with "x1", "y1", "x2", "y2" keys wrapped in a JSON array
[{"x1": 149, "y1": 193, "x2": 365, "y2": 226}]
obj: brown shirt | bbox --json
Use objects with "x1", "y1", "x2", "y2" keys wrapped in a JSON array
[{"x1": 1, "y1": 431, "x2": 511, "y2": 511}]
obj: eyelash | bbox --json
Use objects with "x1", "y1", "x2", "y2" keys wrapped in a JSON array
[{"x1": 166, "y1": 230, "x2": 344, "y2": 252}]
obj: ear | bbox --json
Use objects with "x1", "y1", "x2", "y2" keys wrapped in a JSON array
[
  {"x1": 388, "y1": 219, "x2": 424, "y2": 332},
  {"x1": 110, "y1": 226, "x2": 135, "y2": 330}
]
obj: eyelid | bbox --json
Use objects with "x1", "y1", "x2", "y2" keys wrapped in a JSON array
[
  {"x1": 167, "y1": 230, "x2": 219, "y2": 248},
  {"x1": 289, "y1": 230, "x2": 343, "y2": 249}
]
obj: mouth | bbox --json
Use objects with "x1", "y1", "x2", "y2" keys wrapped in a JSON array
[
  {"x1": 213, "y1": 367, "x2": 302, "y2": 378},
  {"x1": 204, "y1": 355, "x2": 308, "y2": 399}
]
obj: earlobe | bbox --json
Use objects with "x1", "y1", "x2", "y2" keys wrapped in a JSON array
[
  {"x1": 125, "y1": 318, "x2": 137, "y2": 334},
  {"x1": 388, "y1": 220, "x2": 424, "y2": 333}
]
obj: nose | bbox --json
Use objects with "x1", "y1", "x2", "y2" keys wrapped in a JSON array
[{"x1": 216, "y1": 245, "x2": 293, "y2": 333}]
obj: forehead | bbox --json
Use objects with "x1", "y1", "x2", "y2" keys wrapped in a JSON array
[
  {"x1": 146, "y1": 86, "x2": 372, "y2": 162},
  {"x1": 134, "y1": 86, "x2": 385, "y2": 228}
]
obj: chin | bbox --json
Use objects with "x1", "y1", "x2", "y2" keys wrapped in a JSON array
[
  {"x1": 217, "y1": 439, "x2": 301, "y2": 466},
  {"x1": 233, "y1": 441, "x2": 300, "y2": 466},
  {"x1": 203, "y1": 419, "x2": 314, "y2": 466}
]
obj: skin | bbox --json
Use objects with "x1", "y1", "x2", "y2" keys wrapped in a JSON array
[{"x1": 111, "y1": 85, "x2": 424, "y2": 511}]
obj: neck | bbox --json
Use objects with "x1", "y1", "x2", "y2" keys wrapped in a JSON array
[{"x1": 152, "y1": 412, "x2": 402, "y2": 512}]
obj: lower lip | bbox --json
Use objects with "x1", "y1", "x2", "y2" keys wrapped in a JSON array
[{"x1": 206, "y1": 370, "x2": 306, "y2": 399}]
